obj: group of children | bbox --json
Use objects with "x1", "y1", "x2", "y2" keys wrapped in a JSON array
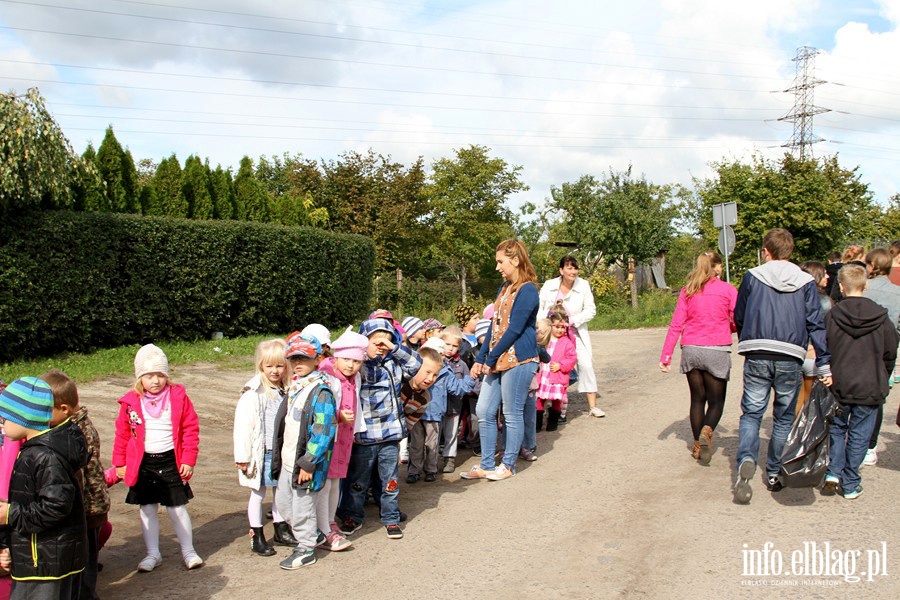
[
  {"x1": 231, "y1": 301, "x2": 584, "y2": 570},
  {"x1": 0, "y1": 298, "x2": 585, "y2": 594}
]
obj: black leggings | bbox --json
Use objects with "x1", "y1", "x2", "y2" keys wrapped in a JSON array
[{"x1": 685, "y1": 369, "x2": 727, "y2": 440}]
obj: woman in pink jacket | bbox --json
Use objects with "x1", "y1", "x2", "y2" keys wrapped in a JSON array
[{"x1": 659, "y1": 252, "x2": 737, "y2": 465}]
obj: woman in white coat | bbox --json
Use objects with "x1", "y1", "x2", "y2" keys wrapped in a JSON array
[{"x1": 539, "y1": 256, "x2": 605, "y2": 418}]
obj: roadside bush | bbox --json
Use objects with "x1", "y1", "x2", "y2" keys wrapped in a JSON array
[{"x1": 0, "y1": 211, "x2": 374, "y2": 361}]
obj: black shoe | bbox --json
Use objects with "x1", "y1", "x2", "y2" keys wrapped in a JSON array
[
  {"x1": 535, "y1": 409, "x2": 544, "y2": 432},
  {"x1": 265, "y1": 509, "x2": 273, "y2": 520},
  {"x1": 546, "y1": 409, "x2": 561, "y2": 432},
  {"x1": 249, "y1": 527, "x2": 276, "y2": 557},
  {"x1": 558, "y1": 415, "x2": 567, "y2": 424},
  {"x1": 398, "y1": 511, "x2": 408, "y2": 523},
  {"x1": 386, "y1": 524, "x2": 403, "y2": 539},
  {"x1": 272, "y1": 521, "x2": 298, "y2": 546},
  {"x1": 339, "y1": 518, "x2": 363, "y2": 535},
  {"x1": 766, "y1": 476, "x2": 784, "y2": 492},
  {"x1": 406, "y1": 473, "x2": 420, "y2": 484},
  {"x1": 424, "y1": 473, "x2": 436, "y2": 482}
]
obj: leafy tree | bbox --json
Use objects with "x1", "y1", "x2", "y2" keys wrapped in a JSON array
[
  {"x1": 320, "y1": 150, "x2": 430, "y2": 274},
  {"x1": 151, "y1": 154, "x2": 187, "y2": 217},
  {"x1": 95, "y1": 126, "x2": 127, "y2": 212},
  {"x1": 122, "y1": 149, "x2": 139, "y2": 213},
  {"x1": 234, "y1": 156, "x2": 269, "y2": 222},
  {"x1": 0, "y1": 88, "x2": 83, "y2": 212},
  {"x1": 182, "y1": 155, "x2": 213, "y2": 219},
  {"x1": 878, "y1": 194, "x2": 900, "y2": 241},
  {"x1": 693, "y1": 153, "x2": 879, "y2": 275},
  {"x1": 72, "y1": 143, "x2": 104, "y2": 212},
  {"x1": 551, "y1": 166, "x2": 677, "y2": 308},
  {"x1": 210, "y1": 165, "x2": 236, "y2": 219},
  {"x1": 257, "y1": 153, "x2": 325, "y2": 227},
  {"x1": 426, "y1": 145, "x2": 525, "y2": 302}
]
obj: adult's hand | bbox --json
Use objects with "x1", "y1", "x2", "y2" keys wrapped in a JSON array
[{"x1": 471, "y1": 363, "x2": 484, "y2": 378}]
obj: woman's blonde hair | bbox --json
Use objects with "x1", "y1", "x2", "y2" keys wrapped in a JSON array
[
  {"x1": 535, "y1": 318, "x2": 552, "y2": 347},
  {"x1": 684, "y1": 252, "x2": 722, "y2": 297},
  {"x1": 256, "y1": 338, "x2": 289, "y2": 391},
  {"x1": 496, "y1": 239, "x2": 537, "y2": 291}
]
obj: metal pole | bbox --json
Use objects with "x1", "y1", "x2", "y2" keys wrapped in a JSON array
[{"x1": 721, "y1": 205, "x2": 730, "y2": 283}]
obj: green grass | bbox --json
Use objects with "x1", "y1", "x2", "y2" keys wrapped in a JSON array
[
  {"x1": 0, "y1": 295, "x2": 678, "y2": 385},
  {"x1": 590, "y1": 289, "x2": 678, "y2": 330},
  {"x1": 0, "y1": 335, "x2": 274, "y2": 384}
]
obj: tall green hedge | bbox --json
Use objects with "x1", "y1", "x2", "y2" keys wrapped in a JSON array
[{"x1": 0, "y1": 211, "x2": 375, "y2": 361}]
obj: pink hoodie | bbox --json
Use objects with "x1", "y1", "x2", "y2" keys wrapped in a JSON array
[
  {"x1": 318, "y1": 357, "x2": 357, "y2": 480},
  {"x1": 660, "y1": 277, "x2": 737, "y2": 365},
  {"x1": 538, "y1": 324, "x2": 578, "y2": 387}
]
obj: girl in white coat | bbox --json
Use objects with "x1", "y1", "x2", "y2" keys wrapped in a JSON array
[{"x1": 233, "y1": 338, "x2": 295, "y2": 556}]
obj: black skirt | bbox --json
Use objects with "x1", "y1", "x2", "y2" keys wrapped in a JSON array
[{"x1": 125, "y1": 450, "x2": 194, "y2": 507}]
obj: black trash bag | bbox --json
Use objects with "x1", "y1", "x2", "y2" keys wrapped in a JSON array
[{"x1": 778, "y1": 381, "x2": 842, "y2": 488}]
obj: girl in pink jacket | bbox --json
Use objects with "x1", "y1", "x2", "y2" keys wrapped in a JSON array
[
  {"x1": 113, "y1": 344, "x2": 201, "y2": 573},
  {"x1": 536, "y1": 306, "x2": 578, "y2": 432},
  {"x1": 315, "y1": 331, "x2": 367, "y2": 552},
  {"x1": 659, "y1": 252, "x2": 737, "y2": 465}
]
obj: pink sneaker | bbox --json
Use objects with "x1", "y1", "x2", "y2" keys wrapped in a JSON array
[{"x1": 325, "y1": 531, "x2": 352, "y2": 552}]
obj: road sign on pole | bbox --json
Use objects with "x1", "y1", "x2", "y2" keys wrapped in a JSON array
[{"x1": 712, "y1": 203, "x2": 738, "y2": 283}]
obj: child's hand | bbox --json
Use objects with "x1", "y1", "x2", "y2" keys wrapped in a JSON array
[
  {"x1": 549, "y1": 363, "x2": 560, "y2": 373},
  {"x1": 339, "y1": 409, "x2": 355, "y2": 425},
  {"x1": 374, "y1": 339, "x2": 394, "y2": 354},
  {"x1": 659, "y1": 362, "x2": 671, "y2": 373},
  {"x1": 0, "y1": 548, "x2": 9, "y2": 570},
  {"x1": 179, "y1": 464, "x2": 194, "y2": 479},
  {"x1": 115, "y1": 466, "x2": 126, "y2": 480},
  {"x1": 297, "y1": 469, "x2": 313, "y2": 483},
  {"x1": 235, "y1": 462, "x2": 249, "y2": 472}
]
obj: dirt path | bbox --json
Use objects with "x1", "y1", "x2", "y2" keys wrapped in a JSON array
[{"x1": 81, "y1": 328, "x2": 899, "y2": 599}]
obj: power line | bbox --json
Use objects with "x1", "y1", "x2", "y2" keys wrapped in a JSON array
[
  {"x1": 0, "y1": 25, "x2": 781, "y2": 89},
  {"x1": 0, "y1": 59, "x2": 788, "y2": 109},
  {"x1": 0, "y1": 77, "x2": 777, "y2": 121},
  {"x1": 0, "y1": 0, "x2": 785, "y2": 81}
]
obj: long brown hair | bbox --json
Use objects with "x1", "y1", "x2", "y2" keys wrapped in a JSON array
[
  {"x1": 684, "y1": 252, "x2": 722, "y2": 296},
  {"x1": 496, "y1": 239, "x2": 537, "y2": 291}
]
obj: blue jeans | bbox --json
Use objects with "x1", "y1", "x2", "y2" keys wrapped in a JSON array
[
  {"x1": 736, "y1": 358, "x2": 802, "y2": 477},
  {"x1": 828, "y1": 403, "x2": 878, "y2": 493},
  {"x1": 476, "y1": 361, "x2": 539, "y2": 471},
  {"x1": 522, "y1": 389, "x2": 537, "y2": 451},
  {"x1": 337, "y1": 441, "x2": 400, "y2": 525}
]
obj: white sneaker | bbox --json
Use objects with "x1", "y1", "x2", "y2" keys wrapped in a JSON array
[
  {"x1": 862, "y1": 448, "x2": 877, "y2": 466},
  {"x1": 589, "y1": 406, "x2": 606, "y2": 418},
  {"x1": 183, "y1": 551, "x2": 204, "y2": 569},
  {"x1": 137, "y1": 554, "x2": 162, "y2": 573}
]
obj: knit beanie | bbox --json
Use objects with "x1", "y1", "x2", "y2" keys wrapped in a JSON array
[
  {"x1": 331, "y1": 331, "x2": 369, "y2": 361},
  {"x1": 401, "y1": 317, "x2": 424, "y2": 339},
  {"x1": 454, "y1": 305, "x2": 479, "y2": 327},
  {"x1": 134, "y1": 344, "x2": 169, "y2": 380},
  {"x1": 300, "y1": 323, "x2": 332, "y2": 347},
  {"x1": 475, "y1": 318, "x2": 492, "y2": 341},
  {"x1": 0, "y1": 377, "x2": 54, "y2": 432}
]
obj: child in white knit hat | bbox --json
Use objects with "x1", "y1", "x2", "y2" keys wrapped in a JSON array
[{"x1": 112, "y1": 344, "x2": 203, "y2": 572}]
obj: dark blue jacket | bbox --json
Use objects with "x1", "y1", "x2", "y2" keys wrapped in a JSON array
[
  {"x1": 734, "y1": 260, "x2": 831, "y2": 376},
  {"x1": 477, "y1": 282, "x2": 539, "y2": 368}
]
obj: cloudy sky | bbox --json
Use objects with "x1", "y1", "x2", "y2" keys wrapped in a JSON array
[{"x1": 2, "y1": 0, "x2": 899, "y2": 212}]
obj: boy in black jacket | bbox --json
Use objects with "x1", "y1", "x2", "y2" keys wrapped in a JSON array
[
  {"x1": 0, "y1": 377, "x2": 88, "y2": 599},
  {"x1": 823, "y1": 264, "x2": 899, "y2": 499}
]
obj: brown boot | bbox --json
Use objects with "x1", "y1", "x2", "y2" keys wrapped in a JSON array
[
  {"x1": 691, "y1": 440, "x2": 702, "y2": 460},
  {"x1": 698, "y1": 426, "x2": 713, "y2": 465}
]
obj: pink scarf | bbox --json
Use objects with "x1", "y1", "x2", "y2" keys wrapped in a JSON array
[{"x1": 141, "y1": 386, "x2": 171, "y2": 419}]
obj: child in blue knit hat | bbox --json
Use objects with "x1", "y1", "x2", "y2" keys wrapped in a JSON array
[{"x1": 0, "y1": 377, "x2": 89, "y2": 599}]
